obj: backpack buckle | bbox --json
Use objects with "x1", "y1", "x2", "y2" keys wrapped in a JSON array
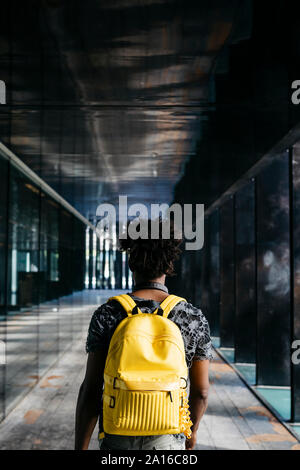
[
  {"x1": 113, "y1": 377, "x2": 118, "y2": 389},
  {"x1": 180, "y1": 377, "x2": 187, "y2": 389},
  {"x1": 109, "y1": 396, "x2": 115, "y2": 408},
  {"x1": 156, "y1": 307, "x2": 164, "y2": 316},
  {"x1": 131, "y1": 306, "x2": 138, "y2": 315}
]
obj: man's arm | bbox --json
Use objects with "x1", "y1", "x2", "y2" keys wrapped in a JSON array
[
  {"x1": 75, "y1": 351, "x2": 106, "y2": 450},
  {"x1": 186, "y1": 359, "x2": 210, "y2": 450}
]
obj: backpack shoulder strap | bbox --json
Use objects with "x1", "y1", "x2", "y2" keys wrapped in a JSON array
[
  {"x1": 107, "y1": 294, "x2": 138, "y2": 317},
  {"x1": 159, "y1": 294, "x2": 186, "y2": 318}
]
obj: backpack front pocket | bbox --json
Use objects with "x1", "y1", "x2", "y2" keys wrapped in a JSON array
[{"x1": 113, "y1": 388, "x2": 180, "y2": 433}]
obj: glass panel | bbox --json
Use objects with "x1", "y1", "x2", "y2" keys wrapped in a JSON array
[
  {"x1": 0, "y1": 150, "x2": 88, "y2": 423},
  {"x1": 220, "y1": 197, "x2": 235, "y2": 348},
  {"x1": 38, "y1": 194, "x2": 59, "y2": 375},
  {"x1": 256, "y1": 154, "x2": 290, "y2": 386},
  {"x1": 235, "y1": 180, "x2": 256, "y2": 364},
  {"x1": 292, "y1": 144, "x2": 300, "y2": 421},
  {"x1": 0, "y1": 155, "x2": 8, "y2": 421},
  {"x1": 199, "y1": 216, "x2": 211, "y2": 330},
  {"x1": 72, "y1": 217, "x2": 85, "y2": 338},
  {"x1": 58, "y1": 209, "x2": 73, "y2": 353},
  {"x1": 5, "y1": 166, "x2": 39, "y2": 414},
  {"x1": 208, "y1": 210, "x2": 220, "y2": 337}
]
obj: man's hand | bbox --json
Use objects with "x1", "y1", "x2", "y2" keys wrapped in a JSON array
[
  {"x1": 187, "y1": 359, "x2": 210, "y2": 450},
  {"x1": 75, "y1": 351, "x2": 105, "y2": 450},
  {"x1": 185, "y1": 431, "x2": 197, "y2": 450}
]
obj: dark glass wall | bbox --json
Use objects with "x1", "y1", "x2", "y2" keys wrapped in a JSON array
[
  {"x1": 0, "y1": 157, "x2": 8, "y2": 312},
  {"x1": 7, "y1": 166, "x2": 40, "y2": 309},
  {"x1": 173, "y1": 145, "x2": 300, "y2": 421},
  {"x1": 200, "y1": 211, "x2": 220, "y2": 337},
  {"x1": 0, "y1": 151, "x2": 88, "y2": 420},
  {"x1": 291, "y1": 144, "x2": 300, "y2": 421},
  {"x1": 58, "y1": 209, "x2": 73, "y2": 353},
  {"x1": 198, "y1": 153, "x2": 291, "y2": 378},
  {"x1": 178, "y1": 147, "x2": 300, "y2": 420},
  {"x1": 5, "y1": 165, "x2": 40, "y2": 412},
  {"x1": 256, "y1": 154, "x2": 290, "y2": 386},
  {"x1": 198, "y1": 216, "x2": 211, "y2": 331},
  {"x1": 0, "y1": 156, "x2": 8, "y2": 421},
  {"x1": 220, "y1": 197, "x2": 235, "y2": 348},
  {"x1": 39, "y1": 194, "x2": 60, "y2": 374},
  {"x1": 235, "y1": 180, "x2": 256, "y2": 363},
  {"x1": 208, "y1": 210, "x2": 220, "y2": 337}
]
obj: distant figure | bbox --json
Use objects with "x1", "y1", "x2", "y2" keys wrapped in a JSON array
[{"x1": 75, "y1": 219, "x2": 212, "y2": 450}]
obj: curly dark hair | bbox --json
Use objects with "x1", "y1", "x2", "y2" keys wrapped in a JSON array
[{"x1": 119, "y1": 218, "x2": 182, "y2": 279}]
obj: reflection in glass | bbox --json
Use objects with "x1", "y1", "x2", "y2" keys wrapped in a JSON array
[
  {"x1": 5, "y1": 166, "x2": 39, "y2": 414},
  {"x1": 0, "y1": 151, "x2": 90, "y2": 420}
]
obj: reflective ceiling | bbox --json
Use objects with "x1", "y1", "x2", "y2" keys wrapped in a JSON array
[{"x1": 0, "y1": 0, "x2": 250, "y2": 220}]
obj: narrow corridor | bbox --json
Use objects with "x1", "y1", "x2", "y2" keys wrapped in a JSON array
[{"x1": 0, "y1": 291, "x2": 298, "y2": 451}]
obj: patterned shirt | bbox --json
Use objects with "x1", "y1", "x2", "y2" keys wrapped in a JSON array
[{"x1": 85, "y1": 293, "x2": 213, "y2": 436}]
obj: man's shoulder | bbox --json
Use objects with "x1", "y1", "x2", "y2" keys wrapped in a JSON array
[
  {"x1": 171, "y1": 298, "x2": 206, "y2": 320},
  {"x1": 92, "y1": 297, "x2": 126, "y2": 321}
]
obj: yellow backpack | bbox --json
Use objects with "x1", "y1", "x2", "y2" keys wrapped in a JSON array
[{"x1": 102, "y1": 293, "x2": 192, "y2": 438}]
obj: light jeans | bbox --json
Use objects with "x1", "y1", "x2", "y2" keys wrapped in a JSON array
[{"x1": 99, "y1": 433, "x2": 186, "y2": 450}]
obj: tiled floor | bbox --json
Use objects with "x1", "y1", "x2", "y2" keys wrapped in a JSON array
[
  {"x1": 197, "y1": 356, "x2": 299, "y2": 450},
  {"x1": 215, "y1": 343, "x2": 298, "y2": 437}
]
